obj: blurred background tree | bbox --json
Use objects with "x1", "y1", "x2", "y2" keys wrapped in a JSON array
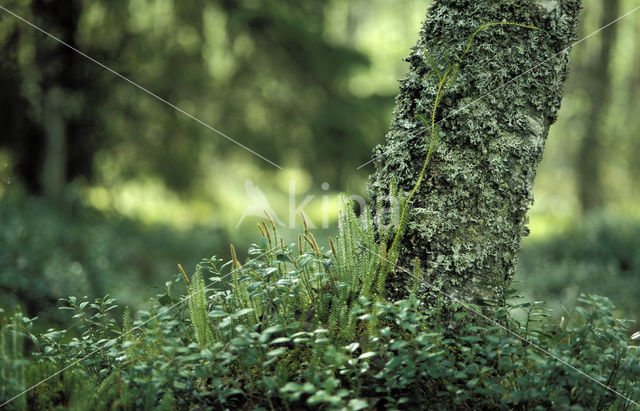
[
  {"x1": 0, "y1": 0, "x2": 638, "y2": 326},
  {"x1": 0, "y1": 0, "x2": 97, "y2": 202},
  {"x1": 1, "y1": 0, "x2": 398, "y2": 195},
  {"x1": 576, "y1": 0, "x2": 619, "y2": 212}
]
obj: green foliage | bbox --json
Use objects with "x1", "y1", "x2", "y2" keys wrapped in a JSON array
[
  {"x1": 517, "y1": 212, "x2": 640, "y2": 322},
  {"x1": 0, "y1": 312, "x2": 31, "y2": 411},
  {"x1": 0, "y1": 185, "x2": 224, "y2": 324},
  {"x1": 1, "y1": 209, "x2": 639, "y2": 409},
  {"x1": 0, "y1": 0, "x2": 393, "y2": 193}
]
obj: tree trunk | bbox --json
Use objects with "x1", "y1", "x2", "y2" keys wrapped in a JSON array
[
  {"x1": 368, "y1": 0, "x2": 581, "y2": 321},
  {"x1": 1, "y1": 0, "x2": 97, "y2": 198},
  {"x1": 32, "y1": 0, "x2": 81, "y2": 203},
  {"x1": 41, "y1": 88, "x2": 67, "y2": 204},
  {"x1": 576, "y1": 0, "x2": 620, "y2": 213}
]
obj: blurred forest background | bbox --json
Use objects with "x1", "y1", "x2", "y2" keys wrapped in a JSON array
[{"x1": 0, "y1": 0, "x2": 639, "y2": 329}]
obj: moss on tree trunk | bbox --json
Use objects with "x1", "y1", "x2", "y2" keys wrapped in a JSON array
[{"x1": 368, "y1": 0, "x2": 581, "y2": 321}]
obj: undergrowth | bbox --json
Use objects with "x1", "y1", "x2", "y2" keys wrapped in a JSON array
[
  {"x1": 1, "y1": 197, "x2": 639, "y2": 410},
  {"x1": 0, "y1": 184, "x2": 226, "y2": 326}
]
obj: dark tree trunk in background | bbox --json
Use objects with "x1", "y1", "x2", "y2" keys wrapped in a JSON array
[
  {"x1": 368, "y1": 0, "x2": 581, "y2": 321},
  {"x1": 32, "y1": 0, "x2": 81, "y2": 203},
  {"x1": 0, "y1": 0, "x2": 98, "y2": 201},
  {"x1": 576, "y1": 0, "x2": 620, "y2": 213}
]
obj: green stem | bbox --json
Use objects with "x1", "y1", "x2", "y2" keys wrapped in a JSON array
[
  {"x1": 387, "y1": 64, "x2": 452, "y2": 264},
  {"x1": 384, "y1": 22, "x2": 538, "y2": 273}
]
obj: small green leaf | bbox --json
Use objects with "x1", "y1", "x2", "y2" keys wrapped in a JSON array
[
  {"x1": 158, "y1": 294, "x2": 172, "y2": 306},
  {"x1": 233, "y1": 308, "x2": 254, "y2": 318},
  {"x1": 268, "y1": 347, "x2": 287, "y2": 357},
  {"x1": 270, "y1": 337, "x2": 291, "y2": 345},
  {"x1": 173, "y1": 381, "x2": 187, "y2": 390},
  {"x1": 218, "y1": 317, "x2": 232, "y2": 328},
  {"x1": 208, "y1": 310, "x2": 228, "y2": 318},
  {"x1": 280, "y1": 382, "x2": 300, "y2": 392},
  {"x1": 259, "y1": 324, "x2": 285, "y2": 343},
  {"x1": 345, "y1": 342, "x2": 360, "y2": 353},
  {"x1": 348, "y1": 398, "x2": 369, "y2": 410},
  {"x1": 358, "y1": 352, "x2": 376, "y2": 360},
  {"x1": 277, "y1": 254, "x2": 294, "y2": 263}
]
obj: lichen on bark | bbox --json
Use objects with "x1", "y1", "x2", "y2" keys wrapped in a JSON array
[{"x1": 368, "y1": 0, "x2": 581, "y2": 322}]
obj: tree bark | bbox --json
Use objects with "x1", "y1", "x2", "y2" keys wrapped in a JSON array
[{"x1": 368, "y1": 0, "x2": 581, "y2": 321}]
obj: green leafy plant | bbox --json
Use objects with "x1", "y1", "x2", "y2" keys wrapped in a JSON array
[{"x1": 1, "y1": 203, "x2": 639, "y2": 409}]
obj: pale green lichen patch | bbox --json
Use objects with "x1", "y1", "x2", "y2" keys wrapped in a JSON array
[
  {"x1": 368, "y1": 0, "x2": 581, "y2": 321},
  {"x1": 537, "y1": 0, "x2": 559, "y2": 12}
]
